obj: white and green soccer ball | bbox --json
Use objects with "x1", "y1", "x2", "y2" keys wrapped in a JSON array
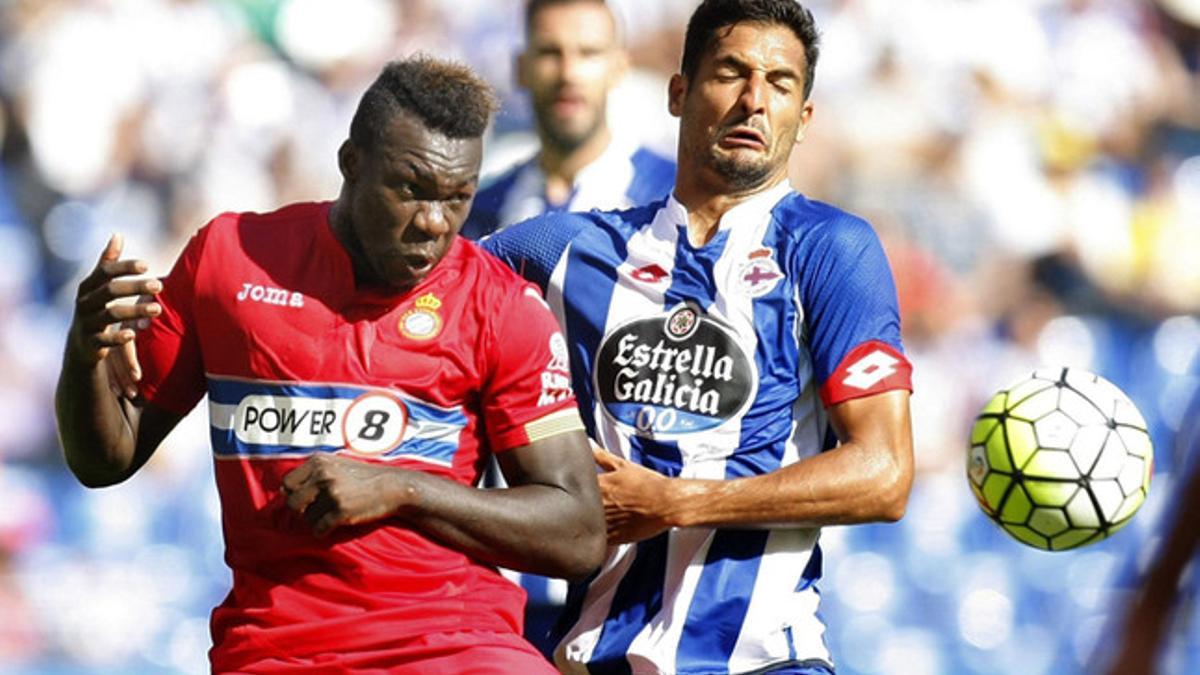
[{"x1": 967, "y1": 367, "x2": 1153, "y2": 551}]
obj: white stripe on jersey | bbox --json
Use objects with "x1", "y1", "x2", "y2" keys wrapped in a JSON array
[{"x1": 728, "y1": 529, "x2": 828, "y2": 672}]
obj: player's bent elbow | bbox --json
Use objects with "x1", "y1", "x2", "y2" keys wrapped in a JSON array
[
  {"x1": 558, "y1": 525, "x2": 606, "y2": 582},
  {"x1": 875, "y1": 465, "x2": 913, "y2": 523},
  {"x1": 547, "y1": 511, "x2": 605, "y2": 582},
  {"x1": 65, "y1": 459, "x2": 131, "y2": 489}
]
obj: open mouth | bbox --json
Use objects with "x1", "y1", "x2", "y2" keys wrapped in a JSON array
[
  {"x1": 720, "y1": 126, "x2": 767, "y2": 150},
  {"x1": 552, "y1": 92, "x2": 586, "y2": 116},
  {"x1": 402, "y1": 253, "x2": 434, "y2": 274}
]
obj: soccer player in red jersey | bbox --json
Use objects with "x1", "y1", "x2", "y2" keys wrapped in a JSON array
[{"x1": 54, "y1": 55, "x2": 605, "y2": 673}]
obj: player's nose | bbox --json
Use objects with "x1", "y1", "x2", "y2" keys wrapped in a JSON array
[
  {"x1": 737, "y1": 71, "x2": 768, "y2": 115},
  {"x1": 411, "y1": 202, "x2": 451, "y2": 237}
]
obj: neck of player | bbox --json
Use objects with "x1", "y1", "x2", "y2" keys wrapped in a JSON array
[
  {"x1": 539, "y1": 124, "x2": 613, "y2": 207},
  {"x1": 673, "y1": 163, "x2": 790, "y2": 248}
]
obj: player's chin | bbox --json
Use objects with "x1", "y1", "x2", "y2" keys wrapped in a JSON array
[{"x1": 710, "y1": 152, "x2": 773, "y2": 189}]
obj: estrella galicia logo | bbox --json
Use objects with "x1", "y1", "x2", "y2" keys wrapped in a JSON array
[{"x1": 594, "y1": 303, "x2": 756, "y2": 436}]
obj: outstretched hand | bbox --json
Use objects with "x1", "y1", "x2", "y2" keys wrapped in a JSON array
[
  {"x1": 282, "y1": 454, "x2": 415, "y2": 537},
  {"x1": 67, "y1": 235, "x2": 161, "y2": 387},
  {"x1": 593, "y1": 447, "x2": 675, "y2": 544}
]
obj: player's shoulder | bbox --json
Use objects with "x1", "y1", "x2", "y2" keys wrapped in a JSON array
[
  {"x1": 629, "y1": 146, "x2": 675, "y2": 178},
  {"x1": 771, "y1": 192, "x2": 880, "y2": 252},
  {"x1": 496, "y1": 198, "x2": 663, "y2": 251},
  {"x1": 203, "y1": 201, "x2": 328, "y2": 238},
  {"x1": 627, "y1": 147, "x2": 677, "y2": 205},
  {"x1": 456, "y1": 238, "x2": 554, "y2": 311},
  {"x1": 462, "y1": 160, "x2": 534, "y2": 240}
]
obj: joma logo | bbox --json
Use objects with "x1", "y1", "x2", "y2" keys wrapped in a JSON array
[{"x1": 236, "y1": 283, "x2": 304, "y2": 308}]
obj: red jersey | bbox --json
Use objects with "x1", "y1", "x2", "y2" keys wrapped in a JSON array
[{"x1": 137, "y1": 202, "x2": 581, "y2": 672}]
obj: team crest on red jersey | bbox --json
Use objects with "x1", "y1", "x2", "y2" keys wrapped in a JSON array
[{"x1": 399, "y1": 293, "x2": 443, "y2": 340}]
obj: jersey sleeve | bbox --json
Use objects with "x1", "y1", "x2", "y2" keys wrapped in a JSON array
[
  {"x1": 137, "y1": 224, "x2": 212, "y2": 415},
  {"x1": 481, "y1": 284, "x2": 584, "y2": 452},
  {"x1": 480, "y1": 212, "x2": 590, "y2": 291},
  {"x1": 793, "y1": 214, "x2": 913, "y2": 407}
]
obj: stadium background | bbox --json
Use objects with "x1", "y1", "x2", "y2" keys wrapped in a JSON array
[{"x1": 0, "y1": 0, "x2": 1197, "y2": 672}]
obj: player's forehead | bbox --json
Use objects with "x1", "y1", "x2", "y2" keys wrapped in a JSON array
[
  {"x1": 701, "y1": 21, "x2": 807, "y2": 77},
  {"x1": 373, "y1": 114, "x2": 481, "y2": 186},
  {"x1": 527, "y1": 1, "x2": 617, "y2": 48}
]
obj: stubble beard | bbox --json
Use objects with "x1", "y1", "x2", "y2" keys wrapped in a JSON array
[
  {"x1": 537, "y1": 102, "x2": 604, "y2": 156},
  {"x1": 710, "y1": 150, "x2": 775, "y2": 192}
]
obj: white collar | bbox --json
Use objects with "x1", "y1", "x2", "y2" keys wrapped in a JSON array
[{"x1": 663, "y1": 180, "x2": 793, "y2": 232}]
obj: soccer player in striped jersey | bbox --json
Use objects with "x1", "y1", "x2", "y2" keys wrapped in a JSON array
[
  {"x1": 483, "y1": 1, "x2": 915, "y2": 673},
  {"x1": 460, "y1": 0, "x2": 675, "y2": 240},
  {"x1": 54, "y1": 56, "x2": 604, "y2": 673}
]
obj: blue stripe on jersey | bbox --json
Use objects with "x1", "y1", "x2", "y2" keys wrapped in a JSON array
[
  {"x1": 674, "y1": 433, "x2": 781, "y2": 672},
  {"x1": 210, "y1": 430, "x2": 459, "y2": 464},
  {"x1": 561, "y1": 228, "x2": 626, "y2": 439},
  {"x1": 589, "y1": 533, "x2": 672, "y2": 675},
  {"x1": 676, "y1": 529, "x2": 771, "y2": 673},
  {"x1": 206, "y1": 377, "x2": 465, "y2": 462},
  {"x1": 796, "y1": 544, "x2": 823, "y2": 592},
  {"x1": 665, "y1": 228, "x2": 727, "y2": 309}
]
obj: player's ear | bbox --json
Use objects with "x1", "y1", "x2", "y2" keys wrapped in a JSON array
[
  {"x1": 607, "y1": 47, "x2": 629, "y2": 87},
  {"x1": 338, "y1": 140, "x2": 359, "y2": 182},
  {"x1": 668, "y1": 74, "x2": 686, "y2": 118},
  {"x1": 795, "y1": 100, "x2": 815, "y2": 144}
]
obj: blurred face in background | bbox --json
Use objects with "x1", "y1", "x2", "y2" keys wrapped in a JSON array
[
  {"x1": 518, "y1": 1, "x2": 627, "y2": 154},
  {"x1": 670, "y1": 21, "x2": 813, "y2": 193}
]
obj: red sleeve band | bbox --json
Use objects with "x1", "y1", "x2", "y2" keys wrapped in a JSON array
[{"x1": 819, "y1": 340, "x2": 913, "y2": 407}]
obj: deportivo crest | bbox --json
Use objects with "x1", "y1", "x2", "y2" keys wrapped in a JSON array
[
  {"x1": 593, "y1": 303, "x2": 757, "y2": 436},
  {"x1": 736, "y1": 248, "x2": 784, "y2": 297},
  {"x1": 399, "y1": 293, "x2": 443, "y2": 340}
]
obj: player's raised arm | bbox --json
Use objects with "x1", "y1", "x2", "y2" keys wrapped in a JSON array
[{"x1": 55, "y1": 234, "x2": 182, "y2": 487}]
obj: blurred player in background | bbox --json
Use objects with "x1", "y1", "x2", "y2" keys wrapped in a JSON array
[
  {"x1": 460, "y1": 0, "x2": 675, "y2": 239},
  {"x1": 485, "y1": 1, "x2": 914, "y2": 672},
  {"x1": 1103, "y1": 370, "x2": 1200, "y2": 674},
  {"x1": 55, "y1": 55, "x2": 604, "y2": 673}
]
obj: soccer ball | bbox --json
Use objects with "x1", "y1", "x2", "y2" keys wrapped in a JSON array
[{"x1": 967, "y1": 367, "x2": 1153, "y2": 551}]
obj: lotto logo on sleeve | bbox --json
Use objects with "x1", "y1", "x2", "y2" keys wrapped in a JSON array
[
  {"x1": 820, "y1": 341, "x2": 913, "y2": 406},
  {"x1": 206, "y1": 377, "x2": 467, "y2": 465}
]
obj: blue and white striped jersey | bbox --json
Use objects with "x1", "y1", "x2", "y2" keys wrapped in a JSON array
[
  {"x1": 461, "y1": 139, "x2": 675, "y2": 240},
  {"x1": 484, "y1": 183, "x2": 912, "y2": 675}
]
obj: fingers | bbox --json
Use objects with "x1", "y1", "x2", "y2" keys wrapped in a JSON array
[
  {"x1": 99, "y1": 233, "x2": 123, "y2": 264},
  {"x1": 282, "y1": 457, "x2": 317, "y2": 493},
  {"x1": 104, "y1": 340, "x2": 142, "y2": 399},
  {"x1": 592, "y1": 448, "x2": 625, "y2": 472},
  {"x1": 75, "y1": 277, "x2": 162, "y2": 318},
  {"x1": 285, "y1": 481, "x2": 321, "y2": 515}
]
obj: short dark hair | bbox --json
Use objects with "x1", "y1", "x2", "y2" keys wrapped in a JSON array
[
  {"x1": 681, "y1": 0, "x2": 821, "y2": 100},
  {"x1": 349, "y1": 55, "x2": 498, "y2": 148},
  {"x1": 524, "y1": 0, "x2": 611, "y2": 34}
]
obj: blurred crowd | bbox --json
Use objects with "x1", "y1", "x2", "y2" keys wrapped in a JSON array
[{"x1": 0, "y1": 0, "x2": 1197, "y2": 673}]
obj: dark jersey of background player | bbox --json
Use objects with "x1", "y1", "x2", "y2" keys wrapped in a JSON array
[
  {"x1": 461, "y1": 0, "x2": 674, "y2": 240},
  {"x1": 54, "y1": 55, "x2": 604, "y2": 673}
]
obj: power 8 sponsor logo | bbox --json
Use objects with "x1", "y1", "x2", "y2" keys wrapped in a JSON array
[
  {"x1": 231, "y1": 392, "x2": 408, "y2": 456},
  {"x1": 594, "y1": 304, "x2": 756, "y2": 436}
]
